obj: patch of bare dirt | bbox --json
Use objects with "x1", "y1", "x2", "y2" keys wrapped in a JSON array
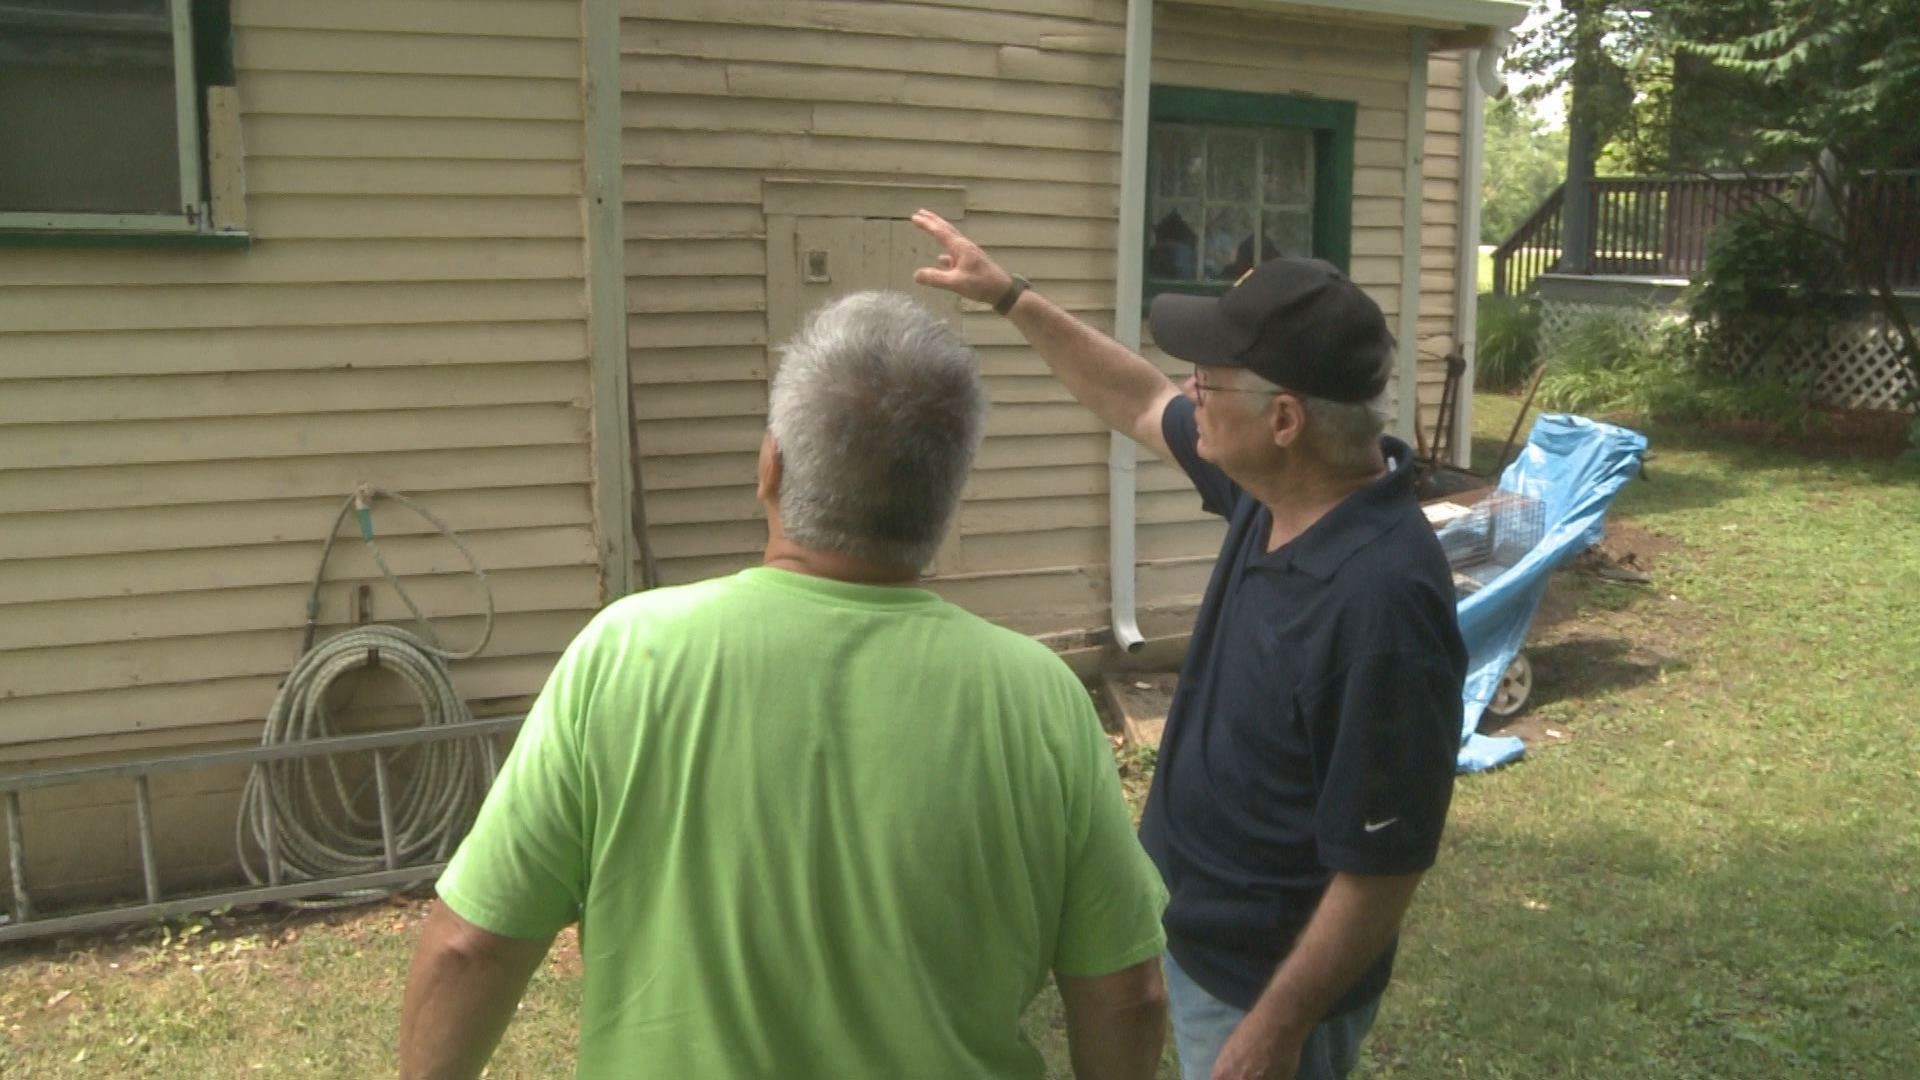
[{"x1": 1481, "y1": 521, "x2": 1703, "y2": 750}]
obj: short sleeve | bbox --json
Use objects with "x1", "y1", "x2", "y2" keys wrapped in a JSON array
[
  {"x1": 1052, "y1": 689, "x2": 1169, "y2": 977},
  {"x1": 1160, "y1": 395, "x2": 1241, "y2": 518},
  {"x1": 1310, "y1": 651, "x2": 1461, "y2": 876},
  {"x1": 436, "y1": 624, "x2": 602, "y2": 940}
]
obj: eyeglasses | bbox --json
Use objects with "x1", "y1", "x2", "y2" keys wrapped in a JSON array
[{"x1": 1190, "y1": 370, "x2": 1287, "y2": 406}]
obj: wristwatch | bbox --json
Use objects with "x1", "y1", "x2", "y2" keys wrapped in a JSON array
[{"x1": 993, "y1": 273, "x2": 1030, "y2": 317}]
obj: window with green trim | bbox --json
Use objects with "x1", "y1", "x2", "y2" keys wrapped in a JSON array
[
  {"x1": 1148, "y1": 86, "x2": 1356, "y2": 296},
  {"x1": 0, "y1": 0, "x2": 236, "y2": 236}
]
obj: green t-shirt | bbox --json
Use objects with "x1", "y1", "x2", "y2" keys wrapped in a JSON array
[{"x1": 437, "y1": 567, "x2": 1167, "y2": 1078}]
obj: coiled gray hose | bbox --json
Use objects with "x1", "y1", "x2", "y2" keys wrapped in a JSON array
[{"x1": 236, "y1": 487, "x2": 493, "y2": 907}]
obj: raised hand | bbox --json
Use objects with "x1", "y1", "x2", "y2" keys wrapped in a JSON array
[{"x1": 911, "y1": 209, "x2": 1015, "y2": 307}]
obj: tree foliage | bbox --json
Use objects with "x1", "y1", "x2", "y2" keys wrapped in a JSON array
[
  {"x1": 1505, "y1": 0, "x2": 1794, "y2": 175},
  {"x1": 1683, "y1": 0, "x2": 1920, "y2": 408},
  {"x1": 1480, "y1": 97, "x2": 1567, "y2": 244},
  {"x1": 1684, "y1": 0, "x2": 1920, "y2": 170}
]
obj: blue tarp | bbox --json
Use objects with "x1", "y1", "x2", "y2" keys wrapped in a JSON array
[{"x1": 1445, "y1": 414, "x2": 1649, "y2": 773}]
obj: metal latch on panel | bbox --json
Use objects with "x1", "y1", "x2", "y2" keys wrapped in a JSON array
[{"x1": 804, "y1": 250, "x2": 831, "y2": 283}]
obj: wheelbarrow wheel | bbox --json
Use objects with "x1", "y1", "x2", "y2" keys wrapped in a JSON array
[{"x1": 1486, "y1": 653, "x2": 1532, "y2": 718}]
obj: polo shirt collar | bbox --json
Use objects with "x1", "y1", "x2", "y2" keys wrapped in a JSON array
[{"x1": 1266, "y1": 436, "x2": 1417, "y2": 581}]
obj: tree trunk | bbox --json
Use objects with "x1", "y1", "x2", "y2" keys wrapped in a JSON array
[{"x1": 1560, "y1": 3, "x2": 1602, "y2": 275}]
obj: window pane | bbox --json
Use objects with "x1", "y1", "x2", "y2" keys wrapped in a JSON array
[
  {"x1": 1203, "y1": 205, "x2": 1257, "y2": 282},
  {"x1": 1151, "y1": 124, "x2": 1204, "y2": 200},
  {"x1": 1264, "y1": 211, "x2": 1313, "y2": 260},
  {"x1": 1262, "y1": 130, "x2": 1314, "y2": 206},
  {"x1": 1206, "y1": 131, "x2": 1257, "y2": 204},
  {"x1": 1148, "y1": 200, "x2": 1201, "y2": 281},
  {"x1": 0, "y1": 0, "x2": 183, "y2": 216}
]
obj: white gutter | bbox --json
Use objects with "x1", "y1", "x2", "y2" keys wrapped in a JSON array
[
  {"x1": 1396, "y1": 29, "x2": 1430, "y2": 444},
  {"x1": 1453, "y1": 47, "x2": 1489, "y2": 468},
  {"x1": 1265, "y1": 0, "x2": 1528, "y2": 30},
  {"x1": 1109, "y1": 0, "x2": 1152, "y2": 654}
]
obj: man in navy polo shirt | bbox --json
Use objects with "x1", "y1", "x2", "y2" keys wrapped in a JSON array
[{"x1": 914, "y1": 210, "x2": 1465, "y2": 1080}]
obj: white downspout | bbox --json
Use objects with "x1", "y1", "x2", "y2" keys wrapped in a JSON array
[
  {"x1": 1453, "y1": 47, "x2": 1489, "y2": 468},
  {"x1": 1108, "y1": 0, "x2": 1153, "y2": 653},
  {"x1": 1396, "y1": 29, "x2": 1431, "y2": 444}
]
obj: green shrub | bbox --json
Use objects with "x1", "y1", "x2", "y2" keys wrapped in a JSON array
[
  {"x1": 1686, "y1": 200, "x2": 1850, "y2": 376},
  {"x1": 1475, "y1": 295, "x2": 1543, "y2": 392},
  {"x1": 1537, "y1": 309, "x2": 1807, "y2": 429}
]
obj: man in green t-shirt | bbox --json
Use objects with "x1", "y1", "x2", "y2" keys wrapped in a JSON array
[{"x1": 399, "y1": 291, "x2": 1170, "y2": 1079}]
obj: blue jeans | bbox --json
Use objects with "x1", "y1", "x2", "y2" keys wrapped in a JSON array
[{"x1": 1163, "y1": 950, "x2": 1380, "y2": 1080}]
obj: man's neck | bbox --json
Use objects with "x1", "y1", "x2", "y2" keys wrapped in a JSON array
[
  {"x1": 762, "y1": 536, "x2": 919, "y2": 586},
  {"x1": 1240, "y1": 458, "x2": 1387, "y2": 554}
]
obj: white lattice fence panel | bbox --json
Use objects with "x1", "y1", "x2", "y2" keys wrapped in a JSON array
[
  {"x1": 1719, "y1": 315, "x2": 1918, "y2": 413},
  {"x1": 1539, "y1": 298, "x2": 1918, "y2": 413},
  {"x1": 1538, "y1": 300, "x2": 1660, "y2": 354}
]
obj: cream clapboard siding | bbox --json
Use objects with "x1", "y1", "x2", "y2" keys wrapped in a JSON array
[
  {"x1": 0, "y1": 0, "x2": 598, "y2": 899},
  {"x1": 622, "y1": 0, "x2": 1150, "y2": 633},
  {"x1": 622, "y1": 0, "x2": 1451, "y2": 635},
  {"x1": 1418, "y1": 50, "x2": 1467, "y2": 447}
]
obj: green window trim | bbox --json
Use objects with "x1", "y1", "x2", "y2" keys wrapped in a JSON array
[
  {"x1": 1148, "y1": 85, "x2": 1357, "y2": 295},
  {"x1": 0, "y1": 0, "x2": 242, "y2": 245}
]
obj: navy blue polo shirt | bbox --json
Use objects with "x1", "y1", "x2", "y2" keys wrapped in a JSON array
[{"x1": 1139, "y1": 395, "x2": 1466, "y2": 1018}]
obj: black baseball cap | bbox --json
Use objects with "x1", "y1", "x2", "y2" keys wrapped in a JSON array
[{"x1": 1149, "y1": 258, "x2": 1393, "y2": 404}]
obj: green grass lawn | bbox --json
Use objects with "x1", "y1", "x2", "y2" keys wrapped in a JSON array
[{"x1": 4, "y1": 395, "x2": 1917, "y2": 1077}]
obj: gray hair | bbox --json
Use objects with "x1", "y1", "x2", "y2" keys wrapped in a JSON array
[
  {"x1": 1238, "y1": 368, "x2": 1390, "y2": 476},
  {"x1": 768, "y1": 291, "x2": 987, "y2": 571}
]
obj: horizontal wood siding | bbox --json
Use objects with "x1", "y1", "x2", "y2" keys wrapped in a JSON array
[
  {"x1": 0, "y1": 0, "x2": 596, "y2": 771},
  {"x1": 623, "y1": 0, "x2": 1128, "y2": 632},
  {"x1": 1418, "y1": 51, "x2": 1467, "y2": 446},
  {"x1": 621, "y1": 0, "x2": 1433, "y2": 634}
]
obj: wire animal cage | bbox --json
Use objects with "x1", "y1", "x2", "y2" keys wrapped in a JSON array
[{"x1": 1433, "y1": 491, "x2": 1546, "y2": 596}]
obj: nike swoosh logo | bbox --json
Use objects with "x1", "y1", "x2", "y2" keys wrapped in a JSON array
[{"x1": 1363, "y1": 818, "x2": 1400, "y2": 833}]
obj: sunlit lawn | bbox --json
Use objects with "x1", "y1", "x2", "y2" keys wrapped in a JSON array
[{"x1": 4, "y1": 394, "x2": 1916, "y2": 1077}]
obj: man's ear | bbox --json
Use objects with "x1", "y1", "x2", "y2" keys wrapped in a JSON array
[
  {"x1": 1269, "y1": 392, "x2": 1307, "y2": 450},
  {"x1": 756, "y1": 431, "x2": 782, "y2": 503}
]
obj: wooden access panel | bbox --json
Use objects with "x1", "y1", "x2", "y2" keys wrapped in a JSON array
[{"x1": 760, "y1": 180, "x2": 969, "y2": 572}]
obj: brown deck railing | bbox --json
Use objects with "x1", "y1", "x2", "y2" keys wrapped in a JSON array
[
  {"x1": 1491, "y1": 171, "x2": 1920, "y2": 296},
  {"x1": 1490, "y1": 183, "x2": 1563, "y2": 297}
]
